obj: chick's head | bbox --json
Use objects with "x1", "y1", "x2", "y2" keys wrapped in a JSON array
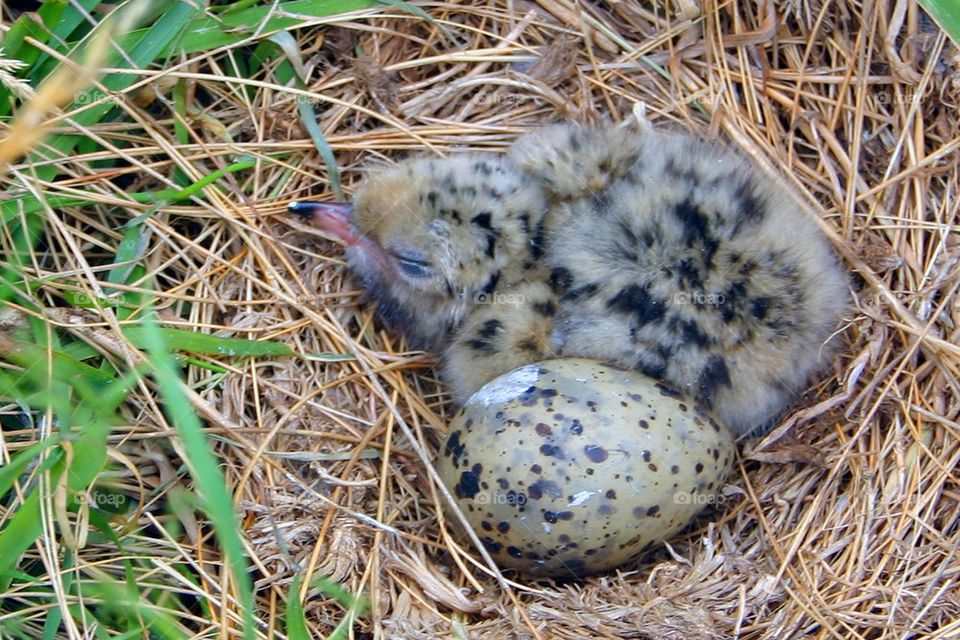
[{"x1": 299, "y1": 154, "x2": 546, "y2": 348}]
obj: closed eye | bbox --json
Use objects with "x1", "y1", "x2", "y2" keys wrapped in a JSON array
[{"x1": 392, "y1": 251, "x2": 433, "y2": 278}]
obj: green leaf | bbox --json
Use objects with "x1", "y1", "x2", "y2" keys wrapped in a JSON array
[
  {"x1": 86, "y1": 507, "x2": 125, "y2": 548},
  {"x1": 0, "y1": 439, "x2": 61, "y2": 504},
  {"x1": 269, "y1": 30, "x2": 343, "y2": 198},
  {"x1": 49, "y1": 2, "x2": 203, "y2": 148},
  {"x1": 0, "y1": 337, "x2": 118, "y2": 388},
  {"x1": 140, "y1": 310, "x2": 256, "y2": 638},
  {"x1": 114, "y1": 0, "x2": 375, "y2": 57},
  {"x1": 919, "y1": 0, "x2": 960, "y2": 46},
  {"x1": 27, "y1": 0, "x2": 113, "y2": 86},
  {"x1": 375, "y1": 0, "x2": 457, "y2": 42},
  {"x1": 0, "y1": 490, "x2": 44, "y2": 592},
  {"x1": 66, "y1": 421, "x2": 111, "y2": 493},
  {"x1": 123, "y1": 326, "x2": 294, "y2": 358},
  {"x1": 1, "y1": 158, "x2": 257, "y2": 225},
  {"x1": 173, "y1": 78, "x2": 189, "y2": 145},
  {"x1": 303, "y1": 352, "x2": 357, "y2": 362},
  {"x1": 0, "y1": 215, "x2": 44, "y2": 304},
  {"x1": 1, "y1": 12, "x2": 53, "y2": 73},
  {"x1": 285, "y1": 572, "x2": 310, "y2": 640},
  {"x1": 82, "y1": 579, "x2": 189, "y2": 639},
  {"x1": 107, "y1": 222, "x2": 151, "y2": 287}
]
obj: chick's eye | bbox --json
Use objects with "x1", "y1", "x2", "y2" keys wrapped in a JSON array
[{"x1": 391, "y1": 251, "x2": 433, "y2": 278}]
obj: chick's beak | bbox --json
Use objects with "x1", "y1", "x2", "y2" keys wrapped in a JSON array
[{"x1": 288, "y1": 201, "x2": 362, "y2": 246}]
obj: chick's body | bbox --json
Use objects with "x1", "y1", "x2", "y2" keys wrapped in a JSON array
[{"x1": 299, "y1": 124, "x2": 848, "y2": 436}]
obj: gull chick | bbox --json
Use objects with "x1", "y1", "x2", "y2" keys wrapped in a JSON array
[{"x1": 290, "y1": 123, "x2": 848, "y2": 436}]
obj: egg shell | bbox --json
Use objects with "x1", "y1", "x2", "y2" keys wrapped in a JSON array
[{"x1": 437, "y1": 358, "x2": 735, "y2": 577}]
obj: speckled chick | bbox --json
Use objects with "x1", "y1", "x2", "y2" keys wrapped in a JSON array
[{"x1": 291, "y1": 123, "x2": 848, "y2": 436}]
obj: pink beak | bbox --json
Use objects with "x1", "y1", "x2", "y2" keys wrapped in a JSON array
[{"x1": 288, "y1": 201, "x2": 362, "y2": 246}]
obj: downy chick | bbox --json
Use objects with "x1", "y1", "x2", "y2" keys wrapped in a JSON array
[{"x1": 290, "y1": 123, "x2": 848, "y2": 436}]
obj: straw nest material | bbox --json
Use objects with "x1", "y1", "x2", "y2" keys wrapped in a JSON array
[{"x1": 11, "y1": 1, "x2": 960, "y2": 638}]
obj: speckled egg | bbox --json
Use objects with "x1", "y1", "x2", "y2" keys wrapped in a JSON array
[{"x1": 437, "y1": 358, "x2": 735, "y2": 577}]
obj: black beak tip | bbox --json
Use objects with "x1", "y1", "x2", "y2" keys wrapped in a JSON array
[{"x1": 288, "y1": 201, "x2": 314, "y2": 218}]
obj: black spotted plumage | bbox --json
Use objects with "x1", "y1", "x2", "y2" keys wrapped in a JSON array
[{"x1": 296, "y1": 122, "x2": 848, "y2": 436}]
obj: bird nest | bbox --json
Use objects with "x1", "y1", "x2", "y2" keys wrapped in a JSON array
[{"x1": 3, "y1": 1, "x2": 959, "y2": 638}]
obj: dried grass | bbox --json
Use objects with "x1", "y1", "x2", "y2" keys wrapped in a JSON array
[{"x1": 6, "y1": 0, "x2": 960, "y2": 638}]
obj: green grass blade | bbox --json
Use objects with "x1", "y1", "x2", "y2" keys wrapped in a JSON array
[
  {"x1": 303, "y1": 352, "x2": 357, "y2": 362},
  {"x1": 107, "y1": 222, "x2": 151, "y2": 287},
  {"x1": 66, "y1": 421, "x2": 110, "y2": 493},
  {"x1": 139, "y1": 310, "x2": 256, "y2": 638},
  {"x1": 0, "y1": 491, "x2": 44, "y2": 592},
  {"x1": 0, "y1": 337, "x2": 118, "y2": 388},
  {"x1": 269, "y1": 30, "x2": 343, "y2": 199},
  {"x1": 84, "y1": 580, "x2": 189, "y2": 640},
  {"x1": 1, "y1": 158, "x2": 257, "y2": 224},
  {"x1": 122, "y1": 326, "x2": 294, "y2": 358},
  {"x1": 285, "y1": 572, "x2": 310, "y2": 640},
  {"x1": 26, "y1": 0, "x2": 114, "y2": 86},
  {"x1": 919, "y1": 0, "x2": 960, "y2": 46},
  {"x1": 0, "y1": 439, "x2": 61, "y2": 502},
  {"x1": 14, "y1": 2, "x2": 203, "y2": 177},
  {"x1": 110, "y1": 0, "x2": 375, "y2": 57}
]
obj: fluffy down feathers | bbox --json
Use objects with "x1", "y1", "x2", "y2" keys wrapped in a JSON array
[{"x1": 293, "y1": 123, "x2": 848, "y2": 435}]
